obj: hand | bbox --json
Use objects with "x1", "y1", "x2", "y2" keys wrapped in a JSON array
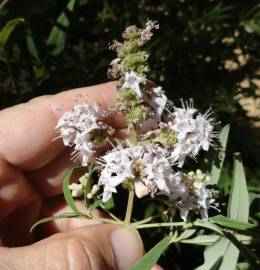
[{"x1": 0, "y1": 82, "x2": 163, "y2": 270}]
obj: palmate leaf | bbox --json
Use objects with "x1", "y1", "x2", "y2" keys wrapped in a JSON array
[
  {"x1": 0, "y1": 18, "x2": 24, "y2": 54},
  {"x1": 196, "y1": 154, "x2": 255, "y2": 270},
  {"x1": 210, "y1": 125, "x2": 230, "y2": 185},
  {"x1": 128, "y1": 235, "x2": 172, "y2": 270},
  {"x1": 47, "y1": 0, "x2": 76, "y2": 56}
]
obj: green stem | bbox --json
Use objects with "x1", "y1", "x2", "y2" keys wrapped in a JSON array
[
  {"x1": 100, "y1": 204, "x2": 122, "y2": 222},
  {"x1": 135, "y1": 222, "x2": 186, "y2": 230},
  {"x1": 96, "y1": 218, "x2": 124, "y2": 225},
  {"x1": 124, "y1": 189, "x2": 135, "y2": 225},
  {"x1": 133, "y1": 210, "x2": 169, "y2": 226}
]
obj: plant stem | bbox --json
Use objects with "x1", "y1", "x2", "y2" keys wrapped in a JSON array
[
  {"x1": 133, "y1": 210, "x2": 169, "y2": 226},
  {"x1": 124, "y1": 189, "x2": 135, "y2": 225},
  {"x1": 96, "y1": 217, "x2": 124, "y2": 225},
  {"x1": 0, "y1": 0, "x2": 8, "y2": 10},
  {"x1": 100, "y1": 204, "x2": 122, "y2": 222},
  {"x1": 135, "y1": 222, "x2": 186, "y2": 229}
]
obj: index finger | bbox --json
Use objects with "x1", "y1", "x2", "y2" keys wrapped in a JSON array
[{"x1": 0, "y1": 82, "x2": 124, "y2": 170}]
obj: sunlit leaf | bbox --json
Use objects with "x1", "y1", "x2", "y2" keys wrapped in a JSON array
[
  {"x1": 128, "y1": 235, "x2": 172, "y2": 270},
  {"x1": 210, "y1": 215, "x2": 256, "y2": 230},
  {"x1": 223, "y1": 231, "x2": 260, "y2": 269},
  {"x1": 176, "y1": 229, "x2": 196, "y2": 241},
  {"x1": 228, "y1": 153, "x2": 249, "y2": 222},
  {"x1": 181, "y1": 234, "x2": 220, "y2": 245},
  {"x1": 197, "y1": 154, "x2": 252, "y2": 269},
  {"x1": 194, "y1": 220, "x2": 223, "y2": 235},
  {"x1": 195, "y1": 237, "x2": 239, "y2": 270}
]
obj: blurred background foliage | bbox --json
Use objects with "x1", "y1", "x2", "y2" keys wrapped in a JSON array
[{"x1": 0, "y1": 0, "x2": 259, "y2": 268}]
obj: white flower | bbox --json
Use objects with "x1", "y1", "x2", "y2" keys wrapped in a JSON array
[
  {"x1": 149, "y1": 87, "x2": 167, "y2": 120},
  {"x1": 166, "y1": 171, "x2": 215, "y2": 221},
  {"x1": 122, "y1": 71, "x2": 146, "y2": 97},
  {"x1": 168, "y1": 100, "x2": 215, "y2": 167},
  {"x1": 98, "y1": 144, "x2": 174, "y2": 202},
  {"x1": 56, "y1": 104, "x2": 111, "y2": 166},
  {"x1": 139, "y1": 20, "x2": 159, "y2": 46}
]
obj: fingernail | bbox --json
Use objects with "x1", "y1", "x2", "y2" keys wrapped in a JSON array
[{"x1": 111, "y1": 226, "x2": 143, "y2": 270}]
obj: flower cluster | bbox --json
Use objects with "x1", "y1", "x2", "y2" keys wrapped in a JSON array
[
  {"x1": 56, "y1": 103, "x2": 114, "y2": 166},
  {"x1": 56, "y1": 20, "x2": 219, "y2": 221}
]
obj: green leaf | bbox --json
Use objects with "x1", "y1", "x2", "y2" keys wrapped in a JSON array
[
  {"x1": 128, "y1": 235, "x2": 172, "y2": 270},
  {"x1": 223, "y1": 231, "x2": 260, "y2": 269},
  {"x1": 30, "y1": 213, "x2": 78, "y2": 232},
  {"x1": 195, "y1": 237, "x2": 239, "y2": 270},
  {"x1": 210, "y1": 125, "x2": 230, "y2": 184},
  {"x1": 210, "y1": 215, "x2": 256, "y2": 230},
  {"x1": 176, "y1": 229, "x2": 196, "y2": 241},
  {"x1": 26, "y1": 27, "x2": 40, "y2": 63},
  {"x1": 197, "y1": 154, "x2": 252, "y2": 270},
  {"x1": 228, "y1": 153, "x2": 249, "y2": 222},
  {"x1": 0, "y1": 18, "x2": 24, "y2": 54},
  {"x1": 89, "y1": 199, "x2": 103, "y2": 211},
  {"x1": 104, "y1": 197, "x2": 115, "y2": 210},
  {"x1": 236, "y1": 262, "x2": 251, "y2": 270},
  {"x1": 63, "y1": 166, "x2": 84, "y2": 215},
  {"x1": 194, "y1": 220, "x2": 223, "y2": 235},
  {"x1": 47, "y1": 0, "x2": 76, "y2": 55},
  {"x1": 181, "y1": 234, "x2": 220, "y2": 245}
]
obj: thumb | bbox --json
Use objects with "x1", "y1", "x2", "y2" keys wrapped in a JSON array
[{"x1": 0, "y1": 224, "x2": 144, "y2": 270}]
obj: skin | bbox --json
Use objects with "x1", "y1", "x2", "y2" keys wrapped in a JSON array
[{"x1": 0, "y1": 82, "x2": 163, "y2": 270}]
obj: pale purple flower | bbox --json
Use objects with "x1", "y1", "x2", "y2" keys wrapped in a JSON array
[
  {"x1": 98, "y1": 144, "x2": 174, "y2": 202},
  {"x1": 166, "y1": 170, "x2": 215, "y2": 221},
  {"x1": 168, "y1": 100, "x2": 216, "y2": 167},
  {"x1": 149, "y1": 87, "x2": 167, "y2": 120},
  {"x1": 56, "y1": 104, "x2": 110, "y2": 166},
  {"x1": 122, "y1": 71, "x2": 146, "y2": 97},
  {"x1": 139, "y1": 20, "x2": 159, "y2": 46}
]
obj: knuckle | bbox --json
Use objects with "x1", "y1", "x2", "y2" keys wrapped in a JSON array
[
  {"x1": 64, "y1": 237, "x2": 92, "y2": 270},
  {"x1": 64, "y1": 235, "x2": 114, "y2": 270}
]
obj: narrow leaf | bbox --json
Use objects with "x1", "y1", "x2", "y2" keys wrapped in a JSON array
[
  {"x1": 195, "y1": 237, "x2": 239, "y2": 270},
  {"x1": 26, "y1": 27, "x2": 40, "y2": 63},
  {"x1": 194, "y1": 219, "x2": 223, "y2": 235},
  {"x1": 176, "y1": 229, "x2": 196, "y2": 241},
  {"x1": 181, "y1": 234, "x2": 220, "y2": 245},
  {"x1": 228, "y1": 153, "x2": 249, "y2": 222},
  {"x1": 90, "y1": 199, "x2": 103, "y2": 211},
  {"x1": 0, "y1": 18, "x2": 24, "y2": 53},
  {"x1": 128, "y1": 235, "x2": 172, "y2": 270},
  {"x1": 47, "y1": 0, "x2": 76, "y2": 55},
  {"x1": 210, "y1": 125, "x2": 230, "y2": 184},
  {"x1": 63, "y1": 166, "x2": 84, "y2": 215},
  {"x1": 210, "y1": 215, "x2": 256, "y2": 230},
  {"x1": 30, "y1": 213, "x2": 78, "y2": 232},
  {"x1": 223, "y1": 231, "x2": 260, "y2": 269}
]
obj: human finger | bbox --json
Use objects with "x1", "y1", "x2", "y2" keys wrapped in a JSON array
[
  {"x1": 0, "y1": 81, "x2": 126, "y2": 171},
  {"x1": 0, "y1": 223, "x2": 143, "y2": 270}
]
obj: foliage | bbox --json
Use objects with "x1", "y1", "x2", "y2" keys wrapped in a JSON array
[{"x1": 1, "y1": 1, "x2": 260, "y2": 269}]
